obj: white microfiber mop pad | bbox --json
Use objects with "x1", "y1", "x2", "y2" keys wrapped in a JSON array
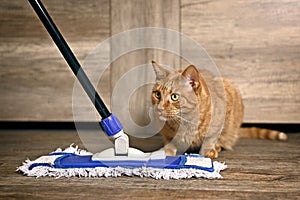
[{"x1": 17, "y1": 144, "x2": 227, "y2": 179}]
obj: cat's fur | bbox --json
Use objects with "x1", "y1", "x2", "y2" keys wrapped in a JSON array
[{"x1": 151, "y1": 61, "x2": 287, "y2": 158}]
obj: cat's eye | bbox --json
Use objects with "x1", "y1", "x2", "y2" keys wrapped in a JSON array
[
  {"x1": 153, "y1": 91, "x2": 161, "y2": 99},
  {"x1": 170, "y1": 93, "x2": 180, "y2": 101}
]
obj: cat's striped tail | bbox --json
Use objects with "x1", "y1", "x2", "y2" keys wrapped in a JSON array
[{"x1": 240, "y1": 127, "x2": 288, "y2": 141}]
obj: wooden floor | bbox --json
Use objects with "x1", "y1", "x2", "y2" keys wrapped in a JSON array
[{"x1": 0, "y1": 130, "x2": 299, "y2": 199}]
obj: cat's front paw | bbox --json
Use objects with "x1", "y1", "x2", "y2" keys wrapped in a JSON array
[
  {"x1": 163, "y1": 143, "x2": 177, "y2": 156},
  {"x1": 205, "y1": 148, "x2": 219, "y2": 159},
  {"x1": 165, "y1": 148, "x2": 177, "y2": 156}
]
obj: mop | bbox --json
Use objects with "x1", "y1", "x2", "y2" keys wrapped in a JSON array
[{"x1": 18, "y1": 0, "x2": 227, "y2": 179}]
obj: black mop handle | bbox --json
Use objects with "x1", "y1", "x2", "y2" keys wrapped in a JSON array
[{"x1": 28, "y1": 0, "x2": 111, "y2": 119}]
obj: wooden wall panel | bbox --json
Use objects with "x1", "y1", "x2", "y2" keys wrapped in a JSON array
[
  {"x1": 181, "y1": 0, "x2": 300, "y2": 123},
  {"x1": 110, "y1": 0, "x2": 180, "y2": 126},
  {"x1": 0, "y1": 0, "x2": 299, "y2": 123},
  {"x1": 0, "y1": 0, "x2": 110, "y2": 121}
]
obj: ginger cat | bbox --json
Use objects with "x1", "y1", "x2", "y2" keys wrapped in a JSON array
[{"x1": 151, "y1": 61, "x2": 287, "y2": 158}]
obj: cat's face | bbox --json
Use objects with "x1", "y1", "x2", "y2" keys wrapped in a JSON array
[{"x1": 151, "y1": 61, "x2": 200, "y2": 122}]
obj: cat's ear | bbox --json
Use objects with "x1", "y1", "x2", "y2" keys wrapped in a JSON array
[
  {"x1": 182, "y1": 65, "x2": 200, "y2": 89},
  {"x1": 152, "y1": 60, "x2": 170, "y2": 80}
]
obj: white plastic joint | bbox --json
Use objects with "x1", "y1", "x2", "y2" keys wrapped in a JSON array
[{"x1": 113, "y1": 130, "x2": 129, "y2": 156}]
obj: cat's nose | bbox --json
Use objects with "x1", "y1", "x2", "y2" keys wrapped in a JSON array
[
  {"x1": 155, "y1": 105, "x2": 165, "y2": 116},
  {"x1": 157, "y1": 104, "x2": 164, "y2": 112}
]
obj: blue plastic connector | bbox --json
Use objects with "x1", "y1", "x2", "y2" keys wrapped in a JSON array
[{"x1": 100, "y1": 114, "x2": 123, "y2": 137}]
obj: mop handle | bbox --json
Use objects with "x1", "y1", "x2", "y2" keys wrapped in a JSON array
[
  {"x1": 27, "y1": 0, "x2": 111, "y2": 119},
  {"x1": 28, "y1": 0, "x2": 125, "y2": 139}
]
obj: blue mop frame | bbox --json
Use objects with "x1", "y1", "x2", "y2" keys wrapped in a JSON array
[{"x1": 28, "y1": 152, "x2": 214, "y2": 172}]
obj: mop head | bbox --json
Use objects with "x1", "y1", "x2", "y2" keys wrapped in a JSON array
[{"x1": 17, "y1": 144, "x2": 227, "y2": 179}]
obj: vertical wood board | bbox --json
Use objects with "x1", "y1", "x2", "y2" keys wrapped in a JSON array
[{"x1": 181, "y1": 0, "x2": 300, "y2": 123}]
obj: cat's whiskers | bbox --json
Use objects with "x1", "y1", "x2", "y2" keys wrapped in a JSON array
[{"x1": 169, "y1": 113, "x2": 198, "y2": 128}]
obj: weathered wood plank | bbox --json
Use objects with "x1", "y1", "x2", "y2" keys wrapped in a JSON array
[
  {"x1": 0, "y1": 130, "x2": 299, "y2": 199},
  {"x1": 181, "y1": 0, "x2": 300, "y2": 123},
  {"x1": 1, "y1": 0, "x2": 299, "y2": 123},
  {"x1": 0, "y1": 0, "x2": 110, "y2": 121},
  {"x1": 110, "y1": 0, "x2": 180, "y2": 126}
]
